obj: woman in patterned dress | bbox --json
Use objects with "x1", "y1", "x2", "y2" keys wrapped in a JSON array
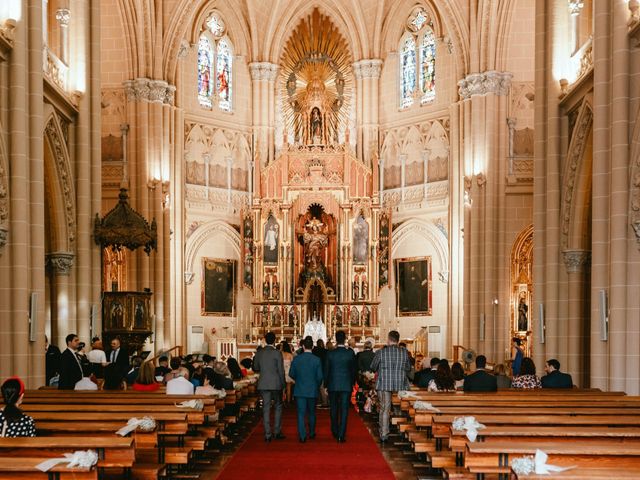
[
  {"x1": 511, "y1": 357, "x2": 542, "y2": 389},
  {"x1": 0, "y1": 377, "x2": 36, "y2": 437}
]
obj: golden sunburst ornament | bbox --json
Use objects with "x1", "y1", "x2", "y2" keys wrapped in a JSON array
[{"x1": 280, "y1": 9, "x2": 353, "y2": 145}]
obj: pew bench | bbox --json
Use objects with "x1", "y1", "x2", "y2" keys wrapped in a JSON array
[{"x1": 0, "y1": 457, "x2": 96, "y2": 480}]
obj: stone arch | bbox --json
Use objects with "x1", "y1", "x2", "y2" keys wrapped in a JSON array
[
  {"x1": 266, "y1": 1, "x2": 366, "y2": 64},
  {"x1": 379, "y1": 0, "x2": 469, "y2": 77},
  {"x1": 510, "y1": 224, "x2": 533, "y2": 346},
  {"x1": 185, "y1": 220, "x2": 242, "y2": 275},
  {"x1": 43, "y1": 110, "x2": 76, "y2": 253},
  {"x1": 560, "y1": 99, "x2": 593, "y2": 252},
  {"x1": 391, "y1": 218, "x2": 448, "y2": 273}
]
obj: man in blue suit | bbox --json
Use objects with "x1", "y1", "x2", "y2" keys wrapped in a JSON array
[
  {"x1": 324, "y1": 330, "x2": 356, "y2": 443},
  {"x1": 289, "y1": 335, "x2": 323, "y2": 443}
]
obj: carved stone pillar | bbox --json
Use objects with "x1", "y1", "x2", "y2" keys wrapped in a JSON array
[
  {"x1": 54, "y1": 8, "x2": 70, "y2": 64},
  {"x1": 353, "y1": 59, "x2": 383, "y2": 167},
  {"x1": 562, "y1": 249, "x2": 591, "y2": 386},
  {"x1": 249, "y1": 62, "x2": 278, "y2": 170},
  {"x1": 46, "y1": 252, "x2": 75, "y2": 350}
]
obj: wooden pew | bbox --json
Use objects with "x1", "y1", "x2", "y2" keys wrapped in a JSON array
[{"x1": 0, "y1": 457, "x2": 96, "y2": 479}]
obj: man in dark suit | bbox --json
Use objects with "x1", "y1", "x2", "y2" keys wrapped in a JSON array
[
  {"x1": 356, "y1": 340, "x2": 375, "y2": 373},
  {"x1": 414, "y1": 357, "x2": 439, "y2": 388},
  {"x1": 289, "y1": 336, "x2": 323, "y2": 442},
  {"x1": 58, "y1": 333, "x2": 83, "y2": 389},
  {"x1": 463, "y1": 355, "x2": 497, "y2": 392},
  {"x1": 253, "y1": 331, "x2": 286, "y2": 442},
  {"x1": 108, "y1": 337, "x2": 130, "y2": 377},
  {"x1": 324, "y1": 330, "x2": 356, "y2": 443},
  {"x1": 541, "y1": 358, "x2": 574, "y2": 388},
  {"x1": 45, "y1": 335, "x2": 61, "y2": 386}
]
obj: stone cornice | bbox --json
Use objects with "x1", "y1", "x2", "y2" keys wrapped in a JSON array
[
  {"x1": 562, "y1": 249, "x2": 591, "y2": 274},
  {"x1": 123, "y1": 78, "x2": 176, "y2": 105},
  {"x1": 458, "y1": 71, "x2": 513, "y2": 100},
  {"x1": 249, "y1": 62, "x2": 279, "y2": 82},
  {"x1": 45, "y1": 252, "x2": 75, "y2": 276},
  {"x1": 353, "y1": 59, "x2": 383, "y2": 80}
]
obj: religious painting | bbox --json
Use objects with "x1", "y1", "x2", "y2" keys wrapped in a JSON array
[
  {"x1": 395, "y1": 257, "x2": 432, "y2": 316},
  {"x1": 353, "y1": 215, "x2": 369, "y2": 265},
  {"x1": 263, "y1": 215, "x2": 279, "y2": 264},
  {"x1": 378, "y1": 212, "x2": 391, "y2": 290},
  {"x1": 201, "y1": 258, "x2": 236, "y2": 316},
  {"x1": 241, "y1": 213, "x2": 254, "y2": 290},
  {"x1": 197, "y1": 36, "x2": 214, "y2": 108}
]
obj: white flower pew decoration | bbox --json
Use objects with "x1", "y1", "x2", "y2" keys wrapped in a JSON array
[
  {"x1": 413, "y1": 401, "x2": 441, "y2": 413},
  {"x1": 36, "y1": 450, "x2": 99, "y2": 472},
  {"x1": 398, "y1": 390, "x2": 419, "y2": 399},
  {"x1": 452, "y1": 416, "x2": 485, "y2": 442},
  {"x1": 175, "y1": 399, "x2": 204, "y2": 410},
  {"x1": 116, "y1": 416, "x2": 157, "y2": 436},
  {"x1": 511, "y1": 449, "x2": 574, "y2": 475}
]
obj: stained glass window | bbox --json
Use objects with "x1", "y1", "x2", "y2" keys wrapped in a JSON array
[
  {"x1": 197, "y1": 12, "x2": 233, "y2": 112},
  {"x1": 400, "y1": 35, "x2": 417, "y2": 109},
  {"x1": 408, "y1": 8, "x2": 428, "y2": 32},
  {"x1": 216, "y1": 38, "x2": 232, "y2": 112},
  {"x1": 420, "y1": 29, "x2": 436, "y2": 104},
  {"x1": 198, "y1": 36, "x2": 214, "y2": 108}
]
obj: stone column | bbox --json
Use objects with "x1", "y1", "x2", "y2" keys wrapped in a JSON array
[
  {"x1": 54, "y1": 8, "x2": 69, "y2": 64},
  {"x1": 249, "y1": 62, "x2": 278, "y2": 170},
  {"x1": 562, "y1": 249, "x2": 591, "y2": 386},
  {"x1": 353, "y1": 59, "x2": 383, "y2": 166},
  {"x1": 46, "y1": 252, "x2": 74, "y2": 349}
]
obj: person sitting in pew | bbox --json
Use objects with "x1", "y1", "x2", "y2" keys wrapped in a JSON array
[
  {"x1": 195, "y1": 369, "x2": 220, "y2": 396},
  {"x1": 164, "y1": 357, "x2": 190, "y2": 384},
  {"x1": 0, "y1": 377, "x2": 35, "y2": 437},
  {"x1": 213, "y1": 362, "x2": 235, "y2": 390},
  {"x1": 511, "y1": 357, "x2": 541, "y2": 389},
  {"x1": 414, "y1": 356, "x2": 439, "y2": 388},
  {"x1": 132, "y1": 361, "x2": 161, "y2": 392},
  {"x1": 74, "y1": 364, "x2": 98, "y2": 390},
  {"x1": 155, "y1": 355, "x2": 171, "y2": 379},
  {"x1": 541, "y1": 358, "x2": 574, "y2": 388},
  {"x1": 427, "y1": 359, "x2": 456, "y2": 392},
  {"x1": 166, "y1": 371, "x2": 195, "y2": 395},
  {"x1": 463, "y1": 355, "x2": 497, "y2": 392},
  {"x1": 103, "y1": 363, "x2": 127, "y2": 390},
  {"x1": 451, "y1": 362, "x2": 466, "y2": 390},
  {"x1": 493, "y1": 363, "x2": 512, "y2": 388},
  {"x1": 125, "y1": 355, "x2": 143, "y2": 386}
]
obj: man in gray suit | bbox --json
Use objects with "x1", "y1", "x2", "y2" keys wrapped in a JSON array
[{"x1": 252, "y1": 331, "x2": 286, "y2": 442}]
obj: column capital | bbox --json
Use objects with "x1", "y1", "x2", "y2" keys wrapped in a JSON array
[
  {"x1": 249, "y1": 62, "x2": 279, "y2": 82},
  {"x1": 184, "y1": 272, "x2": 195, "y2": 285},
  {"x1": 458, "y1": 70, "x2": 513, "y2": 100},
  {"x1": 352, "y1": 59, "x2": 383, "y2": 80},
  {"x1": 568, "y1": 1, "x2": 584, "y2": 16},
  {"x1": 45, "y1": 252, "x2": 75, "y2": 276},
  {"x1": 55, "y1": 8, "x2": 71, "y2": 27},
  {"x1": 562, "y1": 249, "x2": 591, "y2": 274},
  {"x1": 123, "y1": 78, "x2": 176, "y2": 105}
]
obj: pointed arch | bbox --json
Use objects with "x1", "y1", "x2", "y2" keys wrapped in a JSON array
[
  {"x1": 43, "y1": 111, "x2": 76, "y2": 253},
  {"x1": 185, "y1": 220, "x2": 242, "y2": 274},
  {"x1": 391, "y1": 218, "x2": 448, "y2": 272}
]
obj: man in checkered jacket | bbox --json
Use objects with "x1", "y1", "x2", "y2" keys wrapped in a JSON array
[{"x1": 370, "y1": 330, "x2": 411, "y2": 443}]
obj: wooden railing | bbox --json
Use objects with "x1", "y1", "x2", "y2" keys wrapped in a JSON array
[{"x1": 147, "y1": 345, "x2": 183, "y2": 364}]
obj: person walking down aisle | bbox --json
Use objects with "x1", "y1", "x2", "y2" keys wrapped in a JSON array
[
  {"x1": 324, "y1": 330, "x2": 356, "y2": 443},
  {"x1": 253, "y1": 331, "x2": 286, "y2": 442},
  {"x1": 289, "y1": 336, "x2": 323, "y2": 443},
  {"x1": 371, "y1": 330, "x2": 411, "y2": 445}
]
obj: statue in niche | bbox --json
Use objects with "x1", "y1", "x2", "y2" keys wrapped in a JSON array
[
  {"x1": 263, "y1": 215, "x2": 279, "y2": 264},
  {"x1": 517, "y1": 294, "x2": 529, "y2": 332},
  {"x1": 310, "y1": 107, "x2": 322, "y2": 144},
  {"x1": 303, "y1": 218, "x2": 328, "y2": 274}
]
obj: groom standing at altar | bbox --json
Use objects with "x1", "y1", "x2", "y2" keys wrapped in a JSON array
[
  {"x1": 324, "y1": 330, "x2": 356, "y2": 443},
  {"x1": 253, "y1": 331, "x2": 286, "y2": 442}
]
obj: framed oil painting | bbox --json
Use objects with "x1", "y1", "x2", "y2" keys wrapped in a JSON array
[
  {"x1": 395, "y1": 257, "x2": 432, "y2": 316},
  {"x1": 201, "y1": 258, "x2": 236, "y2": 316}
]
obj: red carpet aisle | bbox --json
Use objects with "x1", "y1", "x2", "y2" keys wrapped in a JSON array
[{"x1": 215, "y1": 407, "x2": 395, "y2": 479}]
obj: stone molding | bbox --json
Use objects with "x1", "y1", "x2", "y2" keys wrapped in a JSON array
[
  {"x1": 184, "y1": 272, "x2": 195, "y2": 285},
  {"x1": 353, "y1": 59, "x2": 383, "y2": 80},
  {"x1": 458, "y1": 71, "x2": 513, "y2": 99},
  {"x1": 123, "y1": 78, "x2": 176, "y2": 105},
  {"x1": 55, "y1": 8, "x2": 71, "y2": 27},
  {"x1": 562, "y1": 249, "x2": 591, "y2": 274},
  {"x1": 45, "y1": 252, "x2": 75, "y2": 276},
  {"x1": 249, "y1": 62, "x2": 279, "y2": 82}
]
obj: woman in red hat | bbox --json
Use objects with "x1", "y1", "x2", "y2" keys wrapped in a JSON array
[{"x1": 0, "y1": 377, "x2": 35, "y2": 437}]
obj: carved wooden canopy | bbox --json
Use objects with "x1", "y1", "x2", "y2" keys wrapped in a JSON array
[{"x1": 94, "y1": 188, "x2": 157, "y2": 255}]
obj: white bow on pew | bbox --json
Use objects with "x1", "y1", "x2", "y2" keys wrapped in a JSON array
[
  {"x1": 36, "y1": 450, "x2": 98, "y2": 472},
  {"x1": 413, "y1": 401, "x2": 441, "y2": 413},
  {"x1": 511, "y1": 449, "x2": 575, "y2": 475},
  {"x1": 116, "y1": 416, "x2": 157, "y2": 436},
  {"x1": 175, "y1": 399, "x2": 204, "y2": 410},
  {"x1": 398, "y1": 390, "x2": 419, "y2": 399},
  {"x1": 452, "y1": 416, "x2": 485, "y2": 442}
]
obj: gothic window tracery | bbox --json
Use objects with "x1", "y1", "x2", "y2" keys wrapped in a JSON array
[
  {"x1": 197, "y1": 12, "x2": 233, "y2": 112},
  {"x1": 399, "y1": 7, "x2": 437, "y2": 110}
]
